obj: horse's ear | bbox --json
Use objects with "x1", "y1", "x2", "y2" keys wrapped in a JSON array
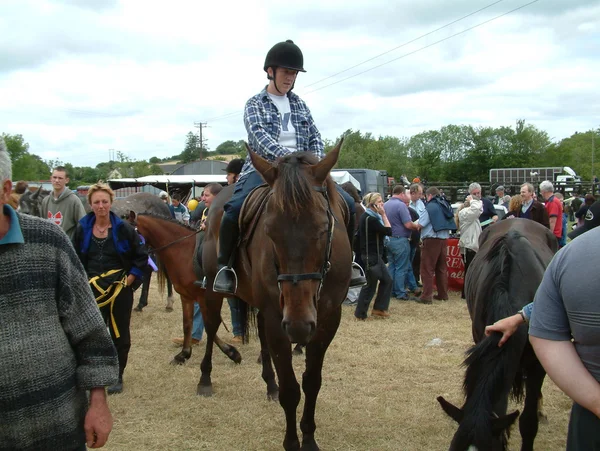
[
  {"x1": 32, "y1": 186, "x2": 41, "y2": 199},
  {"x1": 248, "y1": 143, "x2": 278, "y2": 187},
  {"x1": 437, "y1": 396, "x2": 464, "y2": 423},
  {"x1": 491, "y1": 410, "x2": 519, "y2": 435},
  {"x1": 128, "y1": 210, "x2": 137, "y2": 223},
  {"x1": 312, "y1": 138, "x2": 343, "y2": 185}
]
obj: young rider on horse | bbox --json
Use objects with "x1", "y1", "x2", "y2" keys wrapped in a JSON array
[{"x1": 211, "y1": 39, "x2": 366, "y2": 295}]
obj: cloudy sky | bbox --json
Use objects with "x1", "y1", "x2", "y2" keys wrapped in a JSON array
[{"x1": 2, "y1": 0, "x2": 599, "y2": 168}]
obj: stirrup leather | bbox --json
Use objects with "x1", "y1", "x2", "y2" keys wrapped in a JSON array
[{"x1": 213, "y1": 267, "x2": 238, "y2": 294}]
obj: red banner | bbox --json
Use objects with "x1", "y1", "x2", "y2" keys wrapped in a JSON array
[{"x1": 446, "y1": 238, "x2": 465, "y2": 292}]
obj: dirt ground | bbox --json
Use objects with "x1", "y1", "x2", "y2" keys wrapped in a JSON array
[{"x1": 103, "y1": 282, "x2": 572, "y2": 451}]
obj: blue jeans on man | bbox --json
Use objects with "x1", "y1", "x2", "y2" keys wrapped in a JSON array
[
  {"x1": 227, "y1": 298, "x2": 243, "y2": 337},
  {"x1": 192, "y1": 302, "x2": 204, "y2": 341},
  {"x1": 386, "y1": 236, "x2": 412, "y2": 298},
  {"x1": 405, "y1": 244, "x2": 419, "y2": 292}
]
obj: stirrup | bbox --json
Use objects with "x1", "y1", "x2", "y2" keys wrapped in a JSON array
[
  {"x1": 350, "y1": 262, "x2": 367, "y2": 288},
  {"x1": 193, "y1": 277, "x2": 207, "y2": 289},
  {"x1": 213, "y1": 267, "x2": 238, "y2": 294}
]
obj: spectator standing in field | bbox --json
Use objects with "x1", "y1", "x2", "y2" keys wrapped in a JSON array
[
  {"x1": 0, "y1": 139, "x2": 119, "y2": 450},
  {"x1": 354, "y1": 193, "x2": 393, "y2": 320},
  {"x1": 170, "y1": 193, "x2": 190, "y2": 225},
  {"x1": 409, "y1": 183, "x2": 425, "y2": 287},
  {"x1": 539, "y1": 180, "x2": 563, "y2": 245},
  {"x1": 42, "y1": 166, "x2": 86, "y2": 239},
  {"x1": 72, "y1": 183, "x2": 148, "y2": 395},
  {"x1": 457, "y1": 183, "x2": 483, "y2": 300},
  {"x1": 417, "y1": 187, "x2": 457, "y2": 304},
  {"x1": 384, "y1": 185, "x2": 420, "y2": 301},
  {"x1": 516, "y1": 182, "x2": 550, "y2": 228}
]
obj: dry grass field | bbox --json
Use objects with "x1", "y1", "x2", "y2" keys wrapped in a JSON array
[{"x1": 104, "y1": 283, "x2": 572, "y2": 451}]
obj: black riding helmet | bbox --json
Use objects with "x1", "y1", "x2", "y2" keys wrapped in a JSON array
[
  {"x1": 264, "y1": 39, "x2": 306, "y2": 73},
  {"x1": 264, "y1": 40, "x2": 305, "y2": 94}
]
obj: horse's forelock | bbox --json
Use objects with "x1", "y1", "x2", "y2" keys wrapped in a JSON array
[{"x1": 272, "y1": 152, "x2": 326, "y2": 217}]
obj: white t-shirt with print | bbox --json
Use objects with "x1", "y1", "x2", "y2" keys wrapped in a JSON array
[{"x1": 267, "y1": 92, "x2": 297, "y2": 151}]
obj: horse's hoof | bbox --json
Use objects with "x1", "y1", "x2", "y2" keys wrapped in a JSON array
[
  {"x1": 170, "y1": 355, "x2": 186, "y2": 366},
  {"x1": 293, "y1": 347, "x2": 304, "y2": 356},
  {"x1": 538, "y1": 412, "x2": 549, "y2": 424},
  {"x1": 227, "y1": 346, "x2": 242, "y2": 364},
  {"x1": 267, "y1": 390, "x2": 279, "y2": 402},
  {"x1": 196, "y1": 385, "x2": 213, "y2": 397},
  {"x1": 300, "y1": 439, "x2": 319, "y2": 451}
]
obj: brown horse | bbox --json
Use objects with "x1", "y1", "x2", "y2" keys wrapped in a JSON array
[
  {"x1": 437, "y1": 218, "x2": 557, "y2": 451},
  {"x1": 200, "y1": 141, "x2": 352, "y2": 450},
  {"x1": 129, "y1": 212, "x2": 241, "y2": 366}
]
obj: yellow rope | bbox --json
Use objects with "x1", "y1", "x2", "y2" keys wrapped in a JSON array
[{"x1": 89, "y1": 269, "x2": 127, "y2": 339}]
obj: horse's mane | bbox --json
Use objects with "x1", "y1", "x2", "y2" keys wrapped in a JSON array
[
  {"x1": 456, "y1": 229, "x2": 545, "y2": 449},
  {"x1": 138, "y1": 212, "x2": 199, "y2": 232},
  {"x1": 271, "y1": 152, "x2": 338, "y2": 218}
]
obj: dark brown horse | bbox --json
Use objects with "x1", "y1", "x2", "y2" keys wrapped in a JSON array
[
  {"x1": 201, "y1": 142, "x2": 352, "y2": 450},
  {"x1": 438, "y1": 218, "x2": 557, "y2": 451},
  {"x1": 129, "y1": 212, "x2": 241, "y2": 366}
]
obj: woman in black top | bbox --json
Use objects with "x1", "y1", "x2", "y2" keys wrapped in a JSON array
[
  {"x1": 72, "y1": 183, "x2": 148, "y2": 395},
  {"x1": 354, "y1": 193, "x2": 393, "y2": 320}
]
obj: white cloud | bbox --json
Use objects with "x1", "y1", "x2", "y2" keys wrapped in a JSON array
[{"x1": 1, "y1": 0, "x2": 599, "y2": 167}]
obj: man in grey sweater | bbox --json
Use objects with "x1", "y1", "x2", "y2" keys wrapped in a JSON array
[{"x1": 0, "y1": 138, "x2": 119, "y2": 450}]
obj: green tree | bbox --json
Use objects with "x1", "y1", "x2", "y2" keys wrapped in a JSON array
[
  {"x1": 12, "y1": 153, "x2": 50, "y2": 181},
  {"x1": 215, "y1": 140, "x2": 245, "y2": 155}
]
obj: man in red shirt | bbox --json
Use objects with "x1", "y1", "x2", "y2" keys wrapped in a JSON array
[{"x1": 540, "y1": 180, "x2": 563, "y2": 243}]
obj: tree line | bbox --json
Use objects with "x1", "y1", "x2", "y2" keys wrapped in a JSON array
[{"x1": 3, "y1": 120, "x2": 598, "y2": 189}]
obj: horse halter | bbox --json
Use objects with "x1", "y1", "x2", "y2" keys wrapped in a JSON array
[{"x1": 276, "y1": 185, "x2": 336, "y2": 299}]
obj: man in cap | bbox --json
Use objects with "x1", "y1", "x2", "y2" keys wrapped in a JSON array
[
  {"x1": 494, "y1": 185, "x2": 505, "y2": 205},
  {"x1": 223, "y1": 158, "x2": 245, "y2": 186}
]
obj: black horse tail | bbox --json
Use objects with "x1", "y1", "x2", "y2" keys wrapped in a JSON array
[
  {"x1": 154, "y1": 253, "x2": 167, "y2": 295},
  {"x1": 239, "y1": 298, "x2": 256, "y2": 344}
]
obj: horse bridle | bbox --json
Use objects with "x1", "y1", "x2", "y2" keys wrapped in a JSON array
[
  {"x1": 276, "y1": 185, "x2": 337, "y2": 299},
  {"x1": 134, "y1": 225, "x2": 201, "y2": 255}
]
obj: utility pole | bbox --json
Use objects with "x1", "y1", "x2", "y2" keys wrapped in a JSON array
[{"x1": 194, "y1": 122, "x2": 208, "y2": 160}]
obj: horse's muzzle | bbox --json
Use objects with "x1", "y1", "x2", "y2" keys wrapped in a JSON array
[{"x1": 281, "y1": 318, "x2": 316, "y2": 345}]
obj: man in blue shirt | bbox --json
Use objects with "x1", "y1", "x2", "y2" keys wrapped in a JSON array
[
  {"x1": 417, "y1": 187, "x2": 457, "y2": 304},
  {"x1": 212, "y1": 40, "x2": 365, "y2": 294},
  {"x1": 384, "y1": 185, "x2": 420, "y2": 300}
]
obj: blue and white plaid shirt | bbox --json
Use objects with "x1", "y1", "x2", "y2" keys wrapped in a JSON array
[{"x1": 240, "y1": 87, "x2": 324, "y2": 177}]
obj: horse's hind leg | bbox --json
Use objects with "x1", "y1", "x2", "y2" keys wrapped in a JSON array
[
  {"x1": 197, "y1": 293, "x2": 223, "y2": 397},
  {"x1": 165, "y1": 274, "x2": 175, "y2": 311},
  {"x1": 519, "y1": 358, "x2": 546, "y2": 451},
  {"x1": 257, "y1": 310, "x2": 278, "y2": 401},
  {"x1": 300, "y1": 306, "x2": 342, "y2": 451}
]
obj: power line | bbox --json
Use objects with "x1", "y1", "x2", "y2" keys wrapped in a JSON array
[
  {"x1": 204, "y1": 0, "x2": 537, "y2": 123},
  {"x1": 303, "y1": 0, "x2": 506, "y2": 90},
  {"x1": 303, "y1": 0, "x2": 539, "y2": 96}
]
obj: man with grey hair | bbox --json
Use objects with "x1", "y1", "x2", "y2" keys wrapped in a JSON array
[
  {"x1": 517, "y1": 182, "x2": 549, "y2": 228},
  {"x1": 540, "y1": 180, "x2": 563, "y2": 243},
  {"x1": 0, "y1": 138, "x2": 119, "y2": 450}
]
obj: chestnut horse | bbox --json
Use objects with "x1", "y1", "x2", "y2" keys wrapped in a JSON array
[
  {"x1": 438, "y1": 218, "x2": 557, "y2": 451},
  {"x1": 129, "y1": 212, "x2": 241, "y2": 366},
  {"x1": 201, "y1": 142, "x2": 352, "y2": 450}
]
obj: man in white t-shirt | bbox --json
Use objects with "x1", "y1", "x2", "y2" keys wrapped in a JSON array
[{"x1": 211, "y1": 40, "x2": 365, "y2": 294}]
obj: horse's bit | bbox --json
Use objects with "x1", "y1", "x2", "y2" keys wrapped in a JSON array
[{"x1": 276, "y1": 185, "x2": 337, "y2": 299}]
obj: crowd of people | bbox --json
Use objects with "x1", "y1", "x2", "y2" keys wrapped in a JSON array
[{"x1": 3, "y1": 36, "x2": 599, "y2": 449}]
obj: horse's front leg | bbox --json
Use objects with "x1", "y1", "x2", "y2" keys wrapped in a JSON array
[
  {"x1": 266, "y1": 310, "x2": 301, "y2": 451},
  {"x1": 171, "y1": 296, "x2": 194, "y2": 365},
  {"x1": 519, "y1": 357, "x2": 546, "y2": 451},
  {"x1": 257, "y1": 309, "x2": 279, "y2": 401},
  {"x1": 300, "y1": 305, "x2": 342, "y2": 451}
]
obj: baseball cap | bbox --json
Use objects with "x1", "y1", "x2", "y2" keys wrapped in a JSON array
[
  {"x1": 568, "y1": 201, "x2": 600, "y2": 240},
  {"x1": 222, "y1": 158, "x2": 244, "y2": 175}
]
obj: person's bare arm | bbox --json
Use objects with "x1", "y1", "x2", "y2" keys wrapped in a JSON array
[
  {"x1": 530, "y1": 336, "x2": 600, "y2": 418},
  {"x1": 549, "y1": 216, "x2": 557, "y2": 231},
  {"x1": 485, "y1": 314, "x2": 524, "y2": 346}
]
